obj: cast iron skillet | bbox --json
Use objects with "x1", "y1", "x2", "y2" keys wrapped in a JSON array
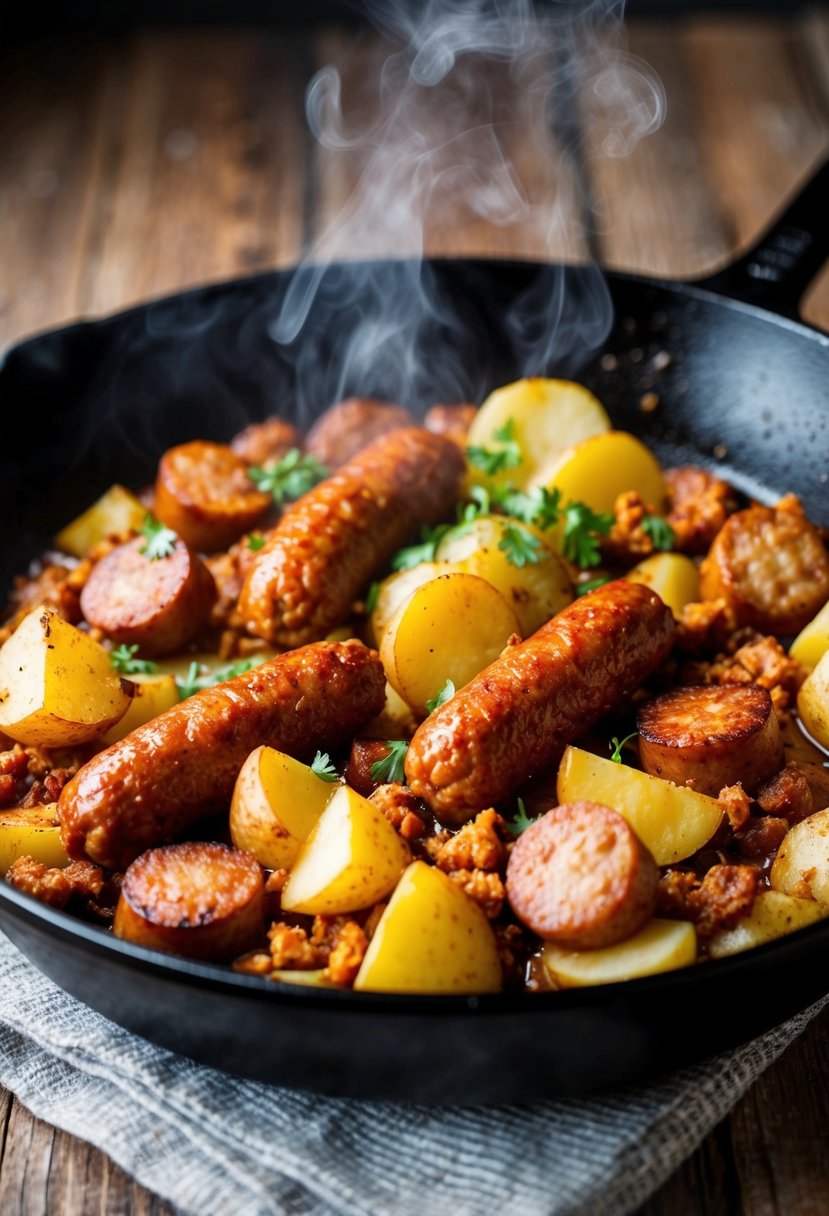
[{"x1": 0, "y1": 161, "x2": 827, "y2": 1104}]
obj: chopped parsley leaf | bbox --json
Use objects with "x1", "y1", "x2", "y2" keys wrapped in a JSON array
[
  {"x1": 370, "y1": 739, "x2": 408, "y2": 785},
  {"x1": 609, "y1": 731, "x2": 638, "y2": 764},
  {"x1": 248, "y1": 449, "x2": 328, "y2": 506},
  {"x1": 425, "y1": 679, "x2": 455, "y2": 714},
  {"x1": 498, "y1": 522, "x2": 543, "y2": 568},
  {"x1": 110, "y1": 644, "x2": 159, "y2": 676},
  {"x1": 310, "y1": 751, "x2": 340, "y2": 782},
  {"x1": 138, "y1": 515, "x2": 177, "y2": 560},
  {"x1": 561, "y1": 503, "x2": 614, "y2": 569},
  {"x1": 507, "y1": 797, "x2": 539, "y2": 835},
  {"x1": 466, "y1": 418, "x2": 522, "y2": 476},
  {"x1": 641, "y1": 514, "x2": 676, "y2": 551}
]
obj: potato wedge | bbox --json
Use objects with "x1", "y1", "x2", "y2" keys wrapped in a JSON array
[
  {"x1": 99, "y1": 672, "x2": 179, "y2": 745},
  {"x1": 626, "y1": 553, "x2": 700, "y2": 620},
  {"x1": 709, "y1": 890, "x2": 828, "y2": 959},
  {"x1": 796, "y1": 650, "x2": 829, "y2": 751},
  {"x1": 281, "y1": 785, "x2": 410, "y2": 915},
  {"x1": 270, "y1": 969, "x2": 336, "y2": 988},
  {"x1": 789, "y1": 599, "x2": 829, "y2": 671},
  {"x1": 379, "y1": 572, "x2": 521, "y2": 715},
  {"x1": 0, "y1": 606, "x2": 132, "y2": 746},
  {"x1": 770, "y1": 807, "x2": 829, "y2": 905},
  {"x1": 541, "y1": 919, "x2": 697, "y2": 987},
  {"x1": 368, "y1": 562, "x2": 447, "y2": 647},
  {"x1": 354, "y1": 860, "x2": 502, "y2": 994},
  {"x1": 54, "y1": 484, "x2": 147, "y2": 558},
  {"x1": 466, "y1": 377, "x2": 610, "y2": 493},
  {"x1": 544, "y1": 430, "x2": 667, "y2": 518},
  {"x1": 557, "y1": 745, "x2": 724, "y2": 866},
  {"x1": 435, "y1": 515, "x2": 573, "y2": 635},
  {"x1": 0, "y1": 802, "x2": 69, "y2": 875},
  {"x1": 230, "y1": 745, "x2": 337, "y2": 870}
]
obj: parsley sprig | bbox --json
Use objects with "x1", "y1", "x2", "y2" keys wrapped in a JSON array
[
  {"x1": 138, "y1": 515, "x2": 177, "y2": 560},
  {"x1": 248, "y1": 449, "x2": 328, "y2": 506},
  {"x1": 246, "y1": 532, "x2": 266, "y2": 552},
  {"x1": 507, "y1": 797, "x2": 540, "y2": 835},
  {"x1": 575, "y1": 575, "x2": 613, "y2": 597},
  {"x1": 310, "y1": 751, "x2": 340, "y2": 783},
  {"x1": 110, "y1": 644, "x2": 159, "y2": 676},
  {"x1": 425, "y1": 679, "x2": 455, "y2": 714},
  {"x1": 562, "y1": 503, "x2": 614, "y2": 568},
  {"x1": 466, "y1": 419, "x2": 522, "y2": 476},
  {"x1": 641, "y1": 514, "x2": 676, "y2": 551},
  {"x1": 370, "y1": 740, "x2": 408, "y2": 784},
  {"x1": 498, "y1": 523, "x2": 543, "y2": 568},
  {"x1": 391, "y1": 524, "x2": 454, "y2": 572},
  {"x1": 176, "y1": 654, "x2": 267, "y2": 701},
  {"x1": 609, "y1": 731, "x2": 638, "y2": 764}
]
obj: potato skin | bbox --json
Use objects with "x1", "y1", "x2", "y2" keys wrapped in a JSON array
[
  {"x1": 80, "y1": 537, "x2": 216, "y2": 656},
  {"x1": 59, "y1": 639, "x2": 386, "y2": 869},
  {"x1": 405, "y1": 580, "x2": 675, "y2": 824},
  {"x1": 637, "y1": 684, "x2": 783, "y2": 797},
  {"x1": 506, "y1": 801, "x2": 658, "y2": 948},
  {"x1": 305, "y1": 398, "x2": 415, "y2": 470},
  {"x1": 699, "y1": 496, "x2": 829, "y2": 636},
  {"x1": 114, "y1": 842, "x2": 265, "y2": 961},
  {"x1": 239, "y1": 428, "x2": 465, "y2": 647},
  {"x1": 154, "y1": 440, "x2": 272, "y2": 552}
]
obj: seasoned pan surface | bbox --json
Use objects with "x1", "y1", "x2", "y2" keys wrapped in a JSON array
[{"x1": 0, "y1": 249, "x2": 827, "y2": 1102}]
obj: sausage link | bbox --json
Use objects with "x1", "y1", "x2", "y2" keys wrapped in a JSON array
[
  {"x1": 113, "y1": 842, "x2": 265, "y2": 962},
  {"x1": 154, "y1": 440, "x2": 272, "y2": 552},
  {"x1": 80, "y1": 537, "x2": 216, "y2": 656},
  {"x1": 699, "y1": 495, "x2": 829, "y2": 636},
  {"x1": 305, "y1": 398, "x2": 415, "y2": 470},
  {"x1": 59, "y1": 639, "x2": 386, "y2": 869},
  {"x1": 423, "y1": 402, "x2": 478, "y2": 448},
  {"x1": 637, "y1": 684, "x2": 783, "y2": 797},
  {"x1": 405, "y1": 580, "x2": 675, "y2": 824},
  {"x1": 506, "y1": 801, "x2": 658, "y2": 948},
  {"x1": 239, "y1": 428, "x2": 465, "y2": 647}
]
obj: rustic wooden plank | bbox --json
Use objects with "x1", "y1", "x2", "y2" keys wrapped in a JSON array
[
  {"x1": 0, "y1": 41, "x2": 111, "y2": 351},
  {"x1": 310, "y1": 25, "x2": 588, "y2": 262},
  {"x1": 80, "y1": 30, "x2": 309, "y2": 319},
  {"x1": 635, "y1": 1118, "x2": 739, "y2": 1216},
  {"x1": 585, "y1": 21, "x2": 731, "y2": 280},
  {"x1": 730, "y1": 1008, "x2": 829, "y2": 1216},
  {"x1": 797, "y1": 8, "x2": 829, "y2": 329}
]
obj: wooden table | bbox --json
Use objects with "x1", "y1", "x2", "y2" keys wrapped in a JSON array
[{"x1": 1, "y1": 11, "x2": 828, "y2": 1214}]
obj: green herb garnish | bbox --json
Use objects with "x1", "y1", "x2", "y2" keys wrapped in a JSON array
[
  {"x1": 370, "y1": 739, "x2": 409, "y2": 785},
  {"x1": 575, "y1": 575, "x2": 614, "y2": 597},
  {"x1": 498, "y1": 522, "x2": 543, "y2": 568},
  {"x1": 390, "y1": 523, "x2": 454, "y2": 571},
  {"x1": 466, "y1": 419, "x2": 522, "y2": 476},
  {"x1": 562, "y1": 503, "x2": 614, "y2": 568},
  {"x1": 310, "y1": 751, "x2": 340, "y2": 783},
  {"x1": 248, "y1": 449, "x2": 328, "y2": 505},
  {"x1": 642, "y1": 514, "x2": 676, "y2": 551},
  {"x1": 246, "y1": 532, "x2": 266, "y2": 552},
  {"x1": 609, "y1": 731, "x2": 638, "y2": 763},
  {"x1": 507, "y1": 797, "x2": 539, "y2": 835},
  {"x1": 176, "y1": 654, "x2": 267, "y2": 701},
  {"x1": 138, "y1": 515, "x2": 177, "y2": 560},
  {"x1": 365, "y1": 582, "x2": 380, "y2": 615},
  {"x1": 110, "y1": 644, "x2": 159, "y2": 676},
  {"x1": 425, "y1": 679, "x2": 455, "y2": 714}
]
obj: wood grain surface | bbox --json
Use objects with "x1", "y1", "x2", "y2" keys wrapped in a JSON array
[{"x1": 1, "y1": 11, "x2": 828, "y2": 1215}]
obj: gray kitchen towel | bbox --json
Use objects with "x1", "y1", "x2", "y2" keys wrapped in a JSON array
[{"x1": 0, "y1": 930, "x2": 824, "y2": 1216}]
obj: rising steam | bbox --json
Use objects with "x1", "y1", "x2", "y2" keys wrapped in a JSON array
[{"x1": 269, "y1": 0, "x2": 665, "y2": 419}]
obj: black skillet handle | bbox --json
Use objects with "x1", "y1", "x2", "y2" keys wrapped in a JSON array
[{"x1": 695, "y1": 157, "x2": 829, "y2": 322}]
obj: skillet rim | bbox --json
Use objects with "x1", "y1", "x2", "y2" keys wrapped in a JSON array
[{"x1": 0, "y1": 251, "x2": 828, "y2": 1023}]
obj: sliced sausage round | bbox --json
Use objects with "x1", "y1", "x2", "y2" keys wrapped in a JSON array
[
  {"x1": 637, "y1": 683, "x2": 783, "y2": 797},
  {"x1": 699, "y1": 495, "x2": 829, "y2": 636},
  {"x1": 305, "y1": 398, "x2": 415, "y2": 470},
  {"x1": 154, "y1": 440, "x2": 272, "y2": 552},
  {"x1": 80, "y1": 536, "x2": 216, "y2": 656},
  {"x1": 113, "y1": 842, "x2": 265, "y2": 962},
  {"x1": 506, "y1": 801, "x2": 658, "y2": 949}
]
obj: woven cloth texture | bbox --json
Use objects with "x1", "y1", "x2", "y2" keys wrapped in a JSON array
[{"x1": 0, "y1": 931, "x2": 824, "y2": 1216}]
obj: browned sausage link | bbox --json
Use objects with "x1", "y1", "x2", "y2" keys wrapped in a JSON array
[
  {"x1": 305, "y1": 398, "x2": 415, "y2": 471},
  {"x1": 239, "y1": 428, "x2": 465, "y2": 647},
  {"x1": 405, "y1": 580, "x2": 675, "y2": 824},
  {"x1": 113, "y1": 842, "x2": 265, "y2": 962},
  {"x1": 80, "y1": 537, "x2": 216, "y2": 656},
  {"x1": 230, "y1": 416, "x2": 303, "y2": 467},
  {"x1": 59, "y1": 639, "x2": 386, "y2": 869},
  {"x1": 637, "y1": 684, "x2": 783, "y2": 797},
  {"x1": 505, "y1": 802, "x2": 658, "y2": 948},
  {"x1": 423, "y1": 403, "x2": 478, "y2": 448},
  {"x1": 699, "y1": 494, "x2": 829, "y2": 636},
  {"x1": 154, "y1": 440, "x2": 272, "y2": 553}
]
